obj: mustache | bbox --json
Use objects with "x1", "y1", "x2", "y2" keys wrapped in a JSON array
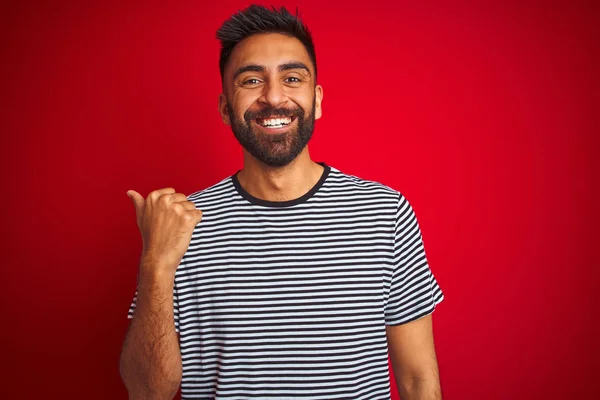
[{"x1": 244, "y1": 106, "x2": 304, "y2": 121}]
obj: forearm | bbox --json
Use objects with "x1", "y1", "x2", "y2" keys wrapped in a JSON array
[
  {"x1": 396, "y1": 376, "x2": 442, "y2": 400},
  {"x1": 119, "y1": 270, "x2": 182, "y2": 400}
]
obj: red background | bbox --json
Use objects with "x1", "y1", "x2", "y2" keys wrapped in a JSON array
[{"x1": 1, "y1": 1, "x2": 598, "y2": 399}]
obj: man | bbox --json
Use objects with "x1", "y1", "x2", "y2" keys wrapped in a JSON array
[{"x1": 119, "y1": 5, "x2": 444, "y2": 400}]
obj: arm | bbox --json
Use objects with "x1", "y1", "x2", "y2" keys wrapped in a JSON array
[
  {"x1": 386, "y1": 314, "x2": 442, "y2": 400},
  {"x1": 120, "y1": 187, "x2": 202, "y2": 399},
  {"x1": 119, "y1": 266, "x2": 182, "y2": 400}
]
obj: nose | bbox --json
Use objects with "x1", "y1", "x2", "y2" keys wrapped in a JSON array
[{"x1": 258, "y1": 79, "x2": 288, "y2": 108}]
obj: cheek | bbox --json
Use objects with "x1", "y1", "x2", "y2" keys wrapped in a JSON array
[
  {"x1": 298, "y1": 100, "x2": 314, "y2": 116},
  {"x1": 232, "y1": 92, "x2": 260, "y2": 118},
  {"x1": 292, "y1": 89, "x2": 315, "y2": 110}
]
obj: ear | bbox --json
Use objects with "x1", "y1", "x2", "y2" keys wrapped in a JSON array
[
  {"x1": 218, "y1": 93, "x2": 231, "y2": 126},
  {"x1": 314, "y1": 84, "x2": 324, "y2": 120}
]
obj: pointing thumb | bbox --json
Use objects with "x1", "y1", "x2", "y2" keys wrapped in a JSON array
[{"x1": 126, "y1": 190, "x2": 145, "y2": 215}]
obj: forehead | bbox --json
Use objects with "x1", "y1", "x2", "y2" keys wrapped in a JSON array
[{"x1": 225, "y1": 33, "x2": 314, "y2": 77}]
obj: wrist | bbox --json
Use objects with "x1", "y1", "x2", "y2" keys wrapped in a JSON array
[{"x1": 138, "y1": 258, "x2": 176, "y2": 290}]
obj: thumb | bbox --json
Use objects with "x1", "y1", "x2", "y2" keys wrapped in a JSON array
[{"x1": 126, "y1": 190, "x2": 145, "y2": 216}]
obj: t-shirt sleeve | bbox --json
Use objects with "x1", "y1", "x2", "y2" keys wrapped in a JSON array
[
  {"x1": 127, "y1": 279, "x2": 180, "y2": 333},
  {"x1": 385, "y1": 194, "x2": 444, "y2": 325}
]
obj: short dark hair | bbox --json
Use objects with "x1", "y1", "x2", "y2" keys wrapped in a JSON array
[{"x1": 216, "y1": 5, "x2": 317, "y2": 84}]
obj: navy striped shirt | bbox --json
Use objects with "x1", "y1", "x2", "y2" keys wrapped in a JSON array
[{"x1": 128, "y1": 162, "x2": 444, "y2": 399}]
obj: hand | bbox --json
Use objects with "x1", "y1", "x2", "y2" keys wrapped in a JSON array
[{"x1": 127, "y1": 187, "x2": 203, "y2": 276}]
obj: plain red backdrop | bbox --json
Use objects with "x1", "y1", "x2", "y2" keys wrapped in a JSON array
[{"x1": 1, "y1": 0, "x2": 598, "y2": 399}]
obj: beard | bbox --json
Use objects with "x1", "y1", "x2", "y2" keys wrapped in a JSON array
[{"x1": 227, "y1": 96, "x2": 316, "y2": 167}]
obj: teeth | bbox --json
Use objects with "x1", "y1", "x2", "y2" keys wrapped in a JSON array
[{"x1": 259, "y1": 117, "x2": 292, "y2": 127}]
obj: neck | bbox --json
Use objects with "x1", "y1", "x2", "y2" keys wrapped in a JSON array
[{"x1": 237, "y1": 147, "x2": 324, "y2": 202}]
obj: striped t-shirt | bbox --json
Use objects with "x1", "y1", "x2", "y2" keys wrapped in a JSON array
[{"x1": 128, "y1": 162, "x2": 444, "y2": 399}]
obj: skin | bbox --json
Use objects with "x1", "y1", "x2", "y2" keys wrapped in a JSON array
[
  {"x1": 387, "y1": 314, "x2": 443, "y2": 399},
  {"x1": 120, "y1": 188, "x2": 200, "y2": 399}
]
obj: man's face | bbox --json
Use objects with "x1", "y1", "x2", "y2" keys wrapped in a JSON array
[{"x1": 219, "y1": 33, "x2": 323, "y2": 167}]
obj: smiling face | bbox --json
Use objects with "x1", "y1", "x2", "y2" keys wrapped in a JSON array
[{"x1": 218, "y1": 33, "x2": 323, "y2": 167}]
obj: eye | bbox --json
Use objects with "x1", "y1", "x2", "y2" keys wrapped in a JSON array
[
  {"x1": 285, "y1": 77, "x2": 301, "y2": 83},
  {"x1": 243, "y1": 78, "x2": 261, "y2": 86}
]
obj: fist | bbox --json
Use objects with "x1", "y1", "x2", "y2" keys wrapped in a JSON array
[{"x1": 127, "y1": 187, "x2": 203, "y2": 276}]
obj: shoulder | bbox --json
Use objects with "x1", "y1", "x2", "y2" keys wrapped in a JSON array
[
  {"x1": 186, "y1": 175, "x2": 237, "y2": 207},
  {"x1": 326, "y1": 165, "x2": 404, "y2": 203}
]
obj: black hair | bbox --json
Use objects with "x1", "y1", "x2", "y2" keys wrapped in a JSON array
[{"x1": 216, "y1": 5, "x2": 317, "y2": 84}]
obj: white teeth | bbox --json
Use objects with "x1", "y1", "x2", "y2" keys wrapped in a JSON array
[{"x1": 259, "y1": 117, "x2": 292, "y2": 127}]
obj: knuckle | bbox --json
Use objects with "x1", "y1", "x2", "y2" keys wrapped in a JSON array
[
  {"x1": 172, "y1": 202, "x2": 185, "y2": 213},
  {"x1": 159, "y1": 193, "x2": 171, "y2": 204},
  {"x1": 149, "y1": 189, "x2": 166, "y2": 202}
]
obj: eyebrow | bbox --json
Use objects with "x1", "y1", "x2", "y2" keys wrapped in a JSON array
[
  {"x1": 233, "y1": 62, "x2": 312, "y2": 79},
  {"x1": 279, "y1": 62, "x2": 311, "y2": 75}
]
